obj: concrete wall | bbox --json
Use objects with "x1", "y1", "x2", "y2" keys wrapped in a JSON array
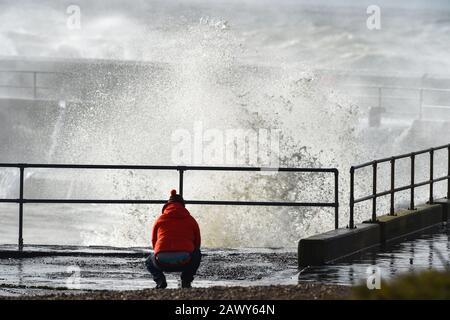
[
  {"x1": 434, "y1": 198, "x2": 450, "y2": 221},
  {"x1": 377, "y1": 204, "x2": 443, "y2": 243},
  {"x1": 298, "y1": 199, "x2": 449, "y2": 267},
  {"x1": 298, "y1": 223, "x2": 380, "y2": 267}
]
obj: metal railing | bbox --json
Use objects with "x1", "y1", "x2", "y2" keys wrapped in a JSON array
[
  {"x1": 349, "y1": 144, "x2": 450, "y2": 229},
  {"x1": 344, "y1": 84, "x2": 450, "y2": 120},
  {"x1": 0, "y1": 163, "x2": 339, "y2": 251},
  {"x1": 2, "y1": 68, "x2": 450, "y2": 109},
  {"x1": 0, "y1": 70, "x2": 63, "y2": 100}
]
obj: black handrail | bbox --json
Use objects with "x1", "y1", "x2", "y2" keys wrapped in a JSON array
[
  {"x1": 349, "y1": 143, "x2": 450, "y2": 229},
  {"x1": 0, "y1": 163, "x2": 339, "y2": 251}
]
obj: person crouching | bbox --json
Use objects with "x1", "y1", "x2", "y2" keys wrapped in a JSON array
[{"x1": 145, "y1": 189, "x2": 202, "y2": 289}]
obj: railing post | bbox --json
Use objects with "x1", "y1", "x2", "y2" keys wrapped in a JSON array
[
  {"x1": 372, "y1": 162, "x2": 377, "y2": 222},
  {"x1": 419, "y1": 88, "x2": 423, "y2": 120},
  {"x1": 349, "y1": 166, "x2": 355, "y2": 229},
  {"x1": 390, "y1": 157, "x2": 395, "y2": 215},
  {"x1": 448, "y1": 145, "x2": 450, "y2": 200},
  {"x1": 178, "y1": 167, "x2": 185, "y2": 197},
  {"x1": 378, "y1": 87, "x2": 382, "y2": 108},
  {"x1": 18, "y1": 166, "x2": 24, "y2": 252},
  {"x1": 334, "y1": 170, "x2": 339, "y2": 229},
  {"x1": 410, "y1": 153, "x2": 415, "y2": 210},
  {"x1": 429, "y1": 149, "x2": 434, "y2": 204},
  {"x1": 33, "y1": 72, "x2": 37, "y2": 99}
]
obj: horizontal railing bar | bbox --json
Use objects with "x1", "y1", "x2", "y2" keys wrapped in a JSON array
[
  {"x1": 353, "y1": 144, "x2": 450, "y2": 170},
  {"x1": 0, "y1": 85, "x2": 35, "y2": 89},
  {"x1": 0, "y1": 198, "x2": 336, "y2": 207},
  {"x1": 0, "y1": 70, "x2": 63, "y2": 74},
  {"x1": 354, "y1": 175, "x2": 450, "y2": 203},
  {"x1": 0, "y1": 85, "x2": 54, "y2": 89},
  {"x1": 351, "y1": 95, "x2": 418, "y2": 100},
  {"x1": 186, "y1": 200, "x2": 336, "y2": 207},
  {"x1": 4, "y1": 199, "x2": 167, "y2": 204},
  {"x1": 0, "y1": 199, "x2": 18, "y2": 203},
  {"x1": 352, "y1": 158, "x2": 396, "y2": 170},
  {"x1": 355, "y1": 191, "x2": 394, "y2": 203},
  {"x1": 0, "y1": 164, "x2": 181, "y2": 170},
  {"x1": 181, "y1": 166, "x2": 338, "y2": 173},
  {"x1": 343, "y1": 84, "x2": 450, "y2": 93},
  {"x1": 422, "y1": 105, "x2": 450, "y2": 110},
  {"x1": 0, "y1": 163, "x2": 337, "y2": 173},
  {"x1": 356, "y1": 95, "x2": 418, "y2": 100},
  {"x1": 355, "y1": 185, "x2": 411, "y2": 203}
]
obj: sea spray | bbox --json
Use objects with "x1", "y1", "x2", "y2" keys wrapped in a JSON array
[{"x1": 0, "y1": 1, "x2": 448, "y2": 247}]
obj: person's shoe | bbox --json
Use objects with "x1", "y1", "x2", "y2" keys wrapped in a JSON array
[
  {"x1": 181, "y1": 280, "x2": 192, "y2": 289},
  {"x1": 155, "y1": 277, "x2": 167, "y2": 289}
]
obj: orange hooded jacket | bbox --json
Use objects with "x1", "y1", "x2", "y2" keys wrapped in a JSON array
[{"x1": 151, "y1": 202, "x2": 201, "y2": 255}]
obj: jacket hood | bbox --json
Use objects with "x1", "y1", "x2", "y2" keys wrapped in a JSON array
[{"x1": 160, "y1": 202, "x2": 191, "y2": 219}]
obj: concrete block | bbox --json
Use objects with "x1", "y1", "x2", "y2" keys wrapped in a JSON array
[
  {"x1": 433, "y1": 198, "x2": 450, "y2": 221},
  {"x1": 298, "y1": 223, "x2": 380, "y2": 267},
  {"x1": 377, "y1": 204, "x2": 443, "y2": 243}
]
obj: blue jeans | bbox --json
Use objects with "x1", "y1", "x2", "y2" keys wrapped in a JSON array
[{"x1": 145, "y1": 249, "x2": 202, "y2": 283}]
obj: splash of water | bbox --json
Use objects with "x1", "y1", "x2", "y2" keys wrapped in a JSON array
[
  {"x1": 0, "y1": 170, "x2": 19, "y2": 199},
  {"x1": 47, "y1": 100, "x2": 67, "y2": 163},
  {"x1": 0, "y1": 17, "x2": 364, "y2": 247},
  {"x1": 1, "y1": 2, "x2": 449, "y2": 247}
]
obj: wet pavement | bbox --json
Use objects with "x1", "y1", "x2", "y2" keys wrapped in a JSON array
[
  {"x1": 0, "y1": 247, "x2": 299, "y2": 297},
  {"x1": 299, "y1": 224, "x2": 450, "y2": 285},
  {"x1": 1, "y1": 224, "x2": 449, "y2": 297}
]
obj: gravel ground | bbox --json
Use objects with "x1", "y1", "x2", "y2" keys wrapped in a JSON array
[
  {"x1": 0, "y1": 247, "x2": 351, "y2": 300},
  {"x1": 23, "y1": 283, "x2": 351, "y2": 300}
]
